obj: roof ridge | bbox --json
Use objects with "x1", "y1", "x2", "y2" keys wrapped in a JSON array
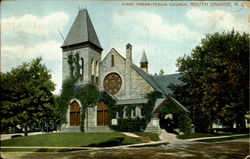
[{"x1": 132, "y1": 64, "x2": 167, "y2": 97}]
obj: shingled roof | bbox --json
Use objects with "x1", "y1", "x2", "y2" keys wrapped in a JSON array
[
  {"x1": 153, "y1": 97, "x2": 189, "y2": 113},
  {"x1": 132, "y1": 64, "x2": 182, "y2": 96},
  {"x1": 61, "y1": 9, "x2": 102, "y2": 50},
  {"x1": 132, "y1": 64, "x2": 166, "y2": 95},
  {"x1": 151, "y1": 73, "x2": 182, "y2": 95}
]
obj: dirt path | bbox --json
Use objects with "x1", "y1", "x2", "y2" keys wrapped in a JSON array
[
  {"x1": 0, "y1": 132, "x2": 45, "y2": 141},
  {"x1": 185, "y1": 134, "x2": 249, "y2": 141}
]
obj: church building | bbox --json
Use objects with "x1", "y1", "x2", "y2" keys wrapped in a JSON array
[{"x1": 61, "y1": 9, "x2": 188, "y2": 133}]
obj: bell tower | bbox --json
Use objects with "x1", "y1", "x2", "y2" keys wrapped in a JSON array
[
  {"x1": 61, "y1": 9, "x2": 102, "y2": 85},
  {"x1": 140, "y1": 50, "x2": 148, "y2": 73}
]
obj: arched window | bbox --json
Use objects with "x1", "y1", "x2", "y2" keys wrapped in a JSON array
[
  {"x1": 95, "y1": 61, "x2": 99, "y2": 83},
  {"x1": 91, "y1": 59, "x2": 95, "y2": 82},
  {"x1": 80, "y1": 58, "x2": 84, "y2": 81},
  {"x1": 111, "y1": 55, "x2": 114, "y2": 67},
  {"x1": 91, "y1": 59, "x2": 94, "y2": 75}
]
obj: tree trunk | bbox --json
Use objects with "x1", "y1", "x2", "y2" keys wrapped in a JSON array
[
  {"x1": 208, "y1": 121, "x2": 213, "y2": 133},
  {"x1": 24, "y1": 126, "x2": 28, "y2": 136}
]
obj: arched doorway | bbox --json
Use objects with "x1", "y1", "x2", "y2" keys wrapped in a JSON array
[
  {"x1": 97, "y1": 101, "x2": 109, "y2": 126},
  {"x1": 70, "y1": 101, "x2": 80, "y2": 126},
  {"x1": 159, "y1": 113, "x2": 179, "y2": 134}
]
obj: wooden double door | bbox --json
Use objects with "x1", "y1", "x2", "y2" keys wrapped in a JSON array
[
  {"x1": 97, "y1": 101, "x2": 109, "y2": 126},
  {"x1": 70, "y1": 101, "x2": 80, "y2": 126}
]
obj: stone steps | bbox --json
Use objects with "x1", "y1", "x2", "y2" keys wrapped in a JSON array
[
  {"x1": 144, "y1": 127, "x2": 162, "y2": 134},
  {"x1": 87, "y1": 126, "x2": 114, "y2": 132},
  {"x1": 62, "y1": 126, "x2": 81, "y2": 133}
]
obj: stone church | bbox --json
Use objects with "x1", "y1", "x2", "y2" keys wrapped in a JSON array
[{"x1": 61, "y1": 9, "x2": 188, "y2": 133}]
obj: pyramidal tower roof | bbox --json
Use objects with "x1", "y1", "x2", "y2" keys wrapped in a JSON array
[
  {"x1": 61, "y1": 9, "x2": 102, "y2": 50},
  {"x1": 140, "y1": 50, "x2": 148, "y2": 63}
]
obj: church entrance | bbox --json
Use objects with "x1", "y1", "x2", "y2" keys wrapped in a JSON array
[
  {"x1": 97, "y1": 101, "x2": 109, "y2": 126},
  {"x1": 159, "y1": 113, "x2": 179, "y2": 134},
  {"x1": 70, "y1": 101, "x2": 80, "y2": 126}
]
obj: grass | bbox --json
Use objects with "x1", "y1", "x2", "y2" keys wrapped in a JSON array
[
  {"x1": 177, "y1": 132, "x2": 236, "y2": 139},
  {"x1": 1, "y1": 132, "x2": 142, "y2": 147},
  {"x1": 133, "y1": 132, "x2": 160, "y2": 141}
]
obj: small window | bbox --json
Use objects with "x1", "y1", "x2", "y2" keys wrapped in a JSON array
[
  {"x1": 80, "y1": 58, "x2": 84, "y2": 81},
  {"x1": 91, "y1": 59, "x2": 95, "y2": 82},
  {"x1": 141, "y1": 106, "x2": 145, "y2": 117},
  {"x1": 91, "y1": 59, "x2": 94, "y2": 75},
  {"x1": 116, "y1": 111, "x2": 119, "y2": 118},
  {"x1": 123, "y1": 107, "x2": 127, "y2": 118},
  {"x1": 95, "y1": 61, "x2": 99, "y2": 77},
  {"x1": 111, "y1": 55, "x2": 114, "y2": 67},
  {"x1": 131, "y1": 107, "x2": 136, "y2": 118},
  {"x1": 136, "y1": 106, "x2": 141, "y2": 117}
]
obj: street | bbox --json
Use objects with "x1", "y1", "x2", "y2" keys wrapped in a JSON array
[{"x1": 1, "y1": 138, "x2": 249, "y2": 159}]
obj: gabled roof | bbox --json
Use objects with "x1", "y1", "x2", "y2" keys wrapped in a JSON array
[
  {"x1": 153, "y1": 97, "x2": 189, "y2": 113},
  {"x1": 61, "y1": 9, "x2": 102, "y2": 50},
  {"x1": 140, "y1": 50, "x2": 148, "y2": 63},
  {"x1": 100, "y1": 48, "x2": 125, "y2": 64},
  {"x1": 132, "y1": 64, "x2": 166, "y2": 96},
  {"x1": 151, "y1": 74, "x2": 182, "y2": 95}
]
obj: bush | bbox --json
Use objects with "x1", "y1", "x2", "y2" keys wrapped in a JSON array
[
  {"x1": 110, "y1": 118, "x2": 147, "y2": 132},
  {"x1": 179, "y1": 113, "x2": 192, "y2": 134}
]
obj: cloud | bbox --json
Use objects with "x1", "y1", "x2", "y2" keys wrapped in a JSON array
[
  {"x1": 2, "y1": 40, "x2": 62, "y2": 61},
  {"x1": 1, "y1": 40, "x2": 62, "y2": 94},
  {"x1": 187, "y1": 9, "x2": 250, "y2": 33},
  {"x1": 112, "y1": 10, "x2": 201, "y2": 41},
  {"x1": 1, "y1": 12, "x2": 69, "y2": 38}
]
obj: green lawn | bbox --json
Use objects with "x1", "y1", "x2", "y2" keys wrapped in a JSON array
[{"x1": 1, "y1": 133, "x2": 142, "y2": 147}]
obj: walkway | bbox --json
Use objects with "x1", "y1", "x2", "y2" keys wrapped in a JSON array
[
  {"x1": 121, "y1": 132, "x2": 141, "y2": 138},
  {"x1": 0, "y1": 132, "x2": 45, "y2": 141},
  {"x1": 185, "y1": 134, "x2": 248, "y2": 141}
]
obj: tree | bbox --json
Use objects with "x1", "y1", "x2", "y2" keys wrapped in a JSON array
[
  {"x1": 159, "y1": 69, "x2": 164, "y2": 75},
  {"x1": 0, "y1": 58, "x2": 56, "y2": 136},
  {"x1": 170, "y1": 30, "x2": 249, "y2": 132}
]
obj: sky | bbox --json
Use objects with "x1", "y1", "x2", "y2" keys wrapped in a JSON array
[{"x1": 1, "y1": 0, "x2": 249, "y2": 95}]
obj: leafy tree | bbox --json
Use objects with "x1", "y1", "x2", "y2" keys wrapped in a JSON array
[
  {"x1": 170, "y1": 30, "x2": 249, "y2": 132},
  {"x1": 0, "y1": 58, "x2": 56, "y2": 136},
  {"x1": 159, "y1": 69, "x2": 164, "y2": 75}
]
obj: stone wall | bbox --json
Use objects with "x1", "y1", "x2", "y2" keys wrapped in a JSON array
[
  {"x1": 130, "y1": 67, "x2": 155, "y2": 98},
  {"x1": 99, "y1": 48, "x2": 126, "y2": 99},
  {"x1": 99, "y1": 48, "x2": 154, "y2": 100},
  {"x1": 62, "y1": 47, "x2": 101, "y2": 85},
  {"x1": 85, "y1": 106, "x2": 97, "y2": 131}
]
